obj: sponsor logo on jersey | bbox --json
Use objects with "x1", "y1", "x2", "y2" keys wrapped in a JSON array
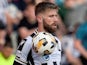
[{"x1": 42, "y1": 55, "x2": 50, "y2": 61}]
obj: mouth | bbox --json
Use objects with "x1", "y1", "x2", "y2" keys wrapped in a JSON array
[
  {"x1": 52, "y1": 24, "x2": 57, "y2": 28},
  {"x1": 52, "y1": 23, "x2": 57, "y2": 26},
  {"x1": 51, "y1": 26, "x2": 57, "y2": 30}
]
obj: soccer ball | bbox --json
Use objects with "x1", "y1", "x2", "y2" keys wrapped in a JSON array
[{"x1": 32, "y1": 32, "x2": 57, "y2": 55}]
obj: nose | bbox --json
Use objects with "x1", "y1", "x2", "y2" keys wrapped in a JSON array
[{"x1": 53, "y1": 16, "x2": 58, "y2": 23}]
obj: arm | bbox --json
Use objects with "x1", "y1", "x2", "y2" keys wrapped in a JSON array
[
  {"x1": 75, "y1": 24, "x2": 87, "y2": 59},
  {"x1": 13, "y1": 36, "x2": 33, "y2": 65},
  {"x1": 65, "y1": 50, "x2": 82, "y2": 65},
  {"x1": 74, "y1": 39, "x2": 87, "y2": 59},
  {"x1": 13, "y1": 61, "x2": 23, "y2": 65},
  {"x1": 62, "y1": 36, "x2": 82, "y2": 65}
]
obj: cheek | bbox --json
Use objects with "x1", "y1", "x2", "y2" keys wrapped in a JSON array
[
  {"x1": 46, "y1": 19, "x2": 53, "y2": 25},
  {"x1": 3, "y1": 51, "x2": 10, "y2": 57},
  {"x1": 19, "y1": 28, "x2": 29, "y2": 38},
  {"x1": 0, "y1": 31, "x2": 6, "y2": 38},
  {"x1": 5, "y1": 49, "x2": 13, "y2": 56},
  {"x1": 24, "y1": 11, "x2": 29, "y2": 17}
]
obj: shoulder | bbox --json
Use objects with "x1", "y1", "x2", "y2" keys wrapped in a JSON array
[
  {"x1": 78, "y1": 23, "x2": 87, "y2": 29},
  {"x1": 54, "y1": 36, "x2": 61, "y2": 44},
  {"x1": 10, "y1": 54, "x2": 16, "y2": 60},
  {"x1": 19, "y1": 36, "x2": 32, "y2": 46},
  {"x1": 25, "y1": 35, "x2": 33, "y2": 41},
  {"x1": 76, "y1": 23, "x2": 87, "y2": 34}
]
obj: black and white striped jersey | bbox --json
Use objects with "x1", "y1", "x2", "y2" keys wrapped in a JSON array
[{"x1": 13, "y1": 31, "x2": 61, "y2": 65}]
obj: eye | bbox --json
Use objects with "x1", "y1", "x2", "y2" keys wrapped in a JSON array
[
  {"x1": 49, "y1": 15, "x2": 54, "y2": 17},
  {"x1": 49, "y1": 14, "x2": 58, "y2": 18},
  {"x1": 55, "y1": 15, "x2": 58, "y2": 17}
]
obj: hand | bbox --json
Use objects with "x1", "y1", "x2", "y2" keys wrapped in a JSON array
[
  {"x1": 72, "y1": 58, "x2": 82, "y2": 65},
  {"x1": 82, "y1": 52, "x2": 87, "y2": 60}
]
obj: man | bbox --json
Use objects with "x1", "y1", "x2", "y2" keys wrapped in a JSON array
[
  {"x1": 61, "y1": 23, "x2": 82, "y2": 65},
  {"x1": 0, "y1": 21, "x2": 6, "y2": 51},
  {"x1": 64, "y1": 0, "x2": 87, "y2": 28},
  {"x1": 13, "y1": 2, "x2": 61, "y2": 65},
  {"x1": 0, "y1": 40, "x2": 15, "y2": 65},
  {"x1": 23, "y1": 2, "x2": 37, "y2": 30},
  {"x1": 75, "y1": 21, "x2": 87, "y2": 65},
  {"x1": 18, "y1": 2, "x2": 37, "y2": 43}
]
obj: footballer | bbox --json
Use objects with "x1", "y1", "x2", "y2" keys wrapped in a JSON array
[{"x1": 13, "y1": 2, "x2": 61, "y2": 65}]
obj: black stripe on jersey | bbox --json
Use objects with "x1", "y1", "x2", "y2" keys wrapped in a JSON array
[
  {"x1": 26, "y1": 31, "x2": 37, "y2": 65},
  {"x1": 31, "y1": 33, "x2": 36, "y2": 38},
  {"x1": 13, "y1": 61, "x2": 23, "y2": 65},
  {"x1": 42, "y1": 63, "x2": 47, "y2": 65},
  {"x1": 27, "y1": 49, "x2": 34, "y2": 65},
  {"x1": 30, "y1": 30, "x2": 38, "y2": 38},
  {"x1": 53, "y1": 62, "x2": 57, "y2": 65},
  {"x1": 18, "y1": 39, "x2": 27, "y2": 51}
]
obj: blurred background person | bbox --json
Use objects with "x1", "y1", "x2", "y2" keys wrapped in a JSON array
[
  {"x1": 17, "y1": 2, "x2": 38, "y2": 43},
  {"x1": 0, "y1": 0, "x2": 23, "y2": 55},
  {"x1": 35, "y1": 0, "x2": 56, "y2": 4},
  {"x1": 13, "y1": 0, "x2": 35, "y2": 11},
  {"x1": 64, "y1": 0, "x2": 87, "y2": 29},
  {"x1": 0, "y1": 21, "x2": 6, "y2": 52},
  {"x1": 0, "y1": 40, "x2": 15, "y2": 65},
  {"x1": 0, "y1": 0, "x2": 8, "y2": 24},
  {"x1": 75, "y1": 12, "x2": 87, "y2": 65},
  {"x1": 4, "y1": 0, "x2": 23, "y2": 53},
  {"x1": 6, "y1": 0, "x2": 23, "y2": 28},
  {"x1": 23, "y1": 2, "x2": 36, "y2": 25},
  {"x1": 18, "y1": 24, "x2": 30, "y2": 44},
  {"x1": 35, "y1": 0, "x2": 43, "y2": 4},
  {"x1": 61, "y1": 23, "x2": 82, "y2": 65}
]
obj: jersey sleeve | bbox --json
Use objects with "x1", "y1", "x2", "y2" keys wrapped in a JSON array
[{"x1": 13, "y1": 36, "x2": 33, "y2": 65}]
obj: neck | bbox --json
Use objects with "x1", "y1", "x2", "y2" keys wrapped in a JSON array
[{"x1": 38, "y1": 23, "x2": 48, "y2": 32}]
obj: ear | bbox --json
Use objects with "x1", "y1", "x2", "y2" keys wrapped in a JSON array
[
  {"x1": 36, "y1": 15, "x2": 44, "y2": 32},
  {"x1": 36, "y1": 15, "x2": 43, "y2": 23}
]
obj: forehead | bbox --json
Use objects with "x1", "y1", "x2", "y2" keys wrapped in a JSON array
[
  {"x1": 4, "y1": 47, "x2": 13, "y2": 50},
  {"x1": 43, "y1": 9, "x2": 58, "y2": 15}
]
